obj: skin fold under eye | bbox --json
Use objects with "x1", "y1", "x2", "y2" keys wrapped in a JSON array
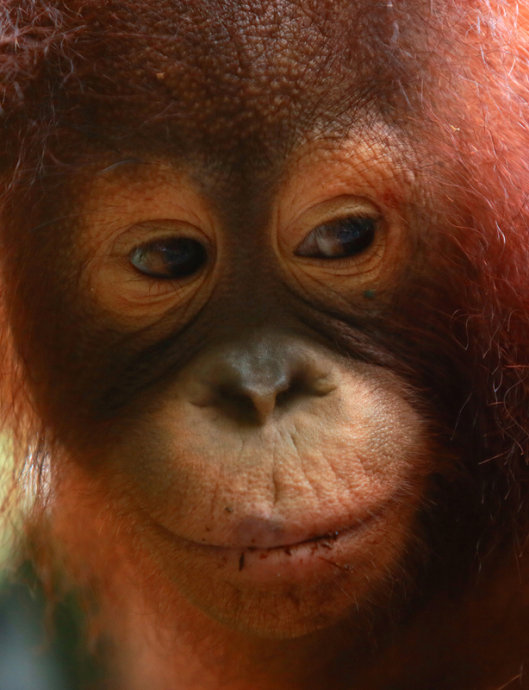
[
  {"x1": 129, "y1": 237, "x2": 208, "y2": 279},
  {"x1": 295, "y1": 216, "x2": 378, "y2": 259}
]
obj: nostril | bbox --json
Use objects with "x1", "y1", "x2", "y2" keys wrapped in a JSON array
[
  {"x1": 275, "y1": 373, "x2": 336, "y2": 406},
  {"x1": 275, "y1": 375, "x2": 304, "y2": 407}
]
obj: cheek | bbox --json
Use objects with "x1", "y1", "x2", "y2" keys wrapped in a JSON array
[{"x1": 93, "y1": 366, "x2": 437, "y2": 637}]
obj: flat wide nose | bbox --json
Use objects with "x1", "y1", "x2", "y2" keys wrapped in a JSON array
[
  {"x1": 213, "y1": 349, "x2": 292, "y2": 423},
  {"x1": 182, "y1": 333, "x2": 336, "y2": 425}
]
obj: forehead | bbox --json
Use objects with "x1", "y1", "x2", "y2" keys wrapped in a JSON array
[{"x1": 61, "y1": 0, "x2": 426, "y2": 175}]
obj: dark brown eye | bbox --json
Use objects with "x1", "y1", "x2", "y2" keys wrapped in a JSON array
[
  {"x1": 129, "y1": 237, "x2": 208, "y2": 279},
  {"x1": 295, "y1": 216, "x2": 377, "y2": 259}
]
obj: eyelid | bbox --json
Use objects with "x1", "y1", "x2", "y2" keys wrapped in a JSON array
[
  {"x1": 112, "y1": 219, "x2": 212, "y2": 253},
  {"x1": 286, "y1": 195, "x2": 381, "y2": 229},
  {"x1": 279, "y1": 194, "x2": 381, "y2": 248},
  {"x1": 294, "y1": 214, "x2": 380, "y2": 256}
]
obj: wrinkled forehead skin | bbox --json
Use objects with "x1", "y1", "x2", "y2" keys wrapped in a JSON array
[{"x1": 42, "y1": 0, "x2": 435, "y2": 177}]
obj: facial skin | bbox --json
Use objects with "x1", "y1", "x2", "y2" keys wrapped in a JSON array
[
  {"x1": 71, "y1": 153, "x2": 429, "y2": 638},
  {"x1": 1, "y1": 1, "x2": 529, "y2": 689},
  {"x1": 46, "y1": 150, "x2": 437, "y2": 685}
]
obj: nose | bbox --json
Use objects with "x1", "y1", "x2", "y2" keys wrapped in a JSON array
[
  {"x1": 213, "y1": 348, "x2": 292, "y2": 424},
  {"x1": 182, "y1": 333, "x2": 336, "y2": 425}
]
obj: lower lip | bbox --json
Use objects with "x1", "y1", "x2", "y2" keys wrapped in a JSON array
[{"x1": 233, "y1": 531, "x2": 359, "y2": 584}]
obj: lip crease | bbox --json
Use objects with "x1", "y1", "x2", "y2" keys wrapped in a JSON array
[
  {"x1": 179, "y1": 505, "x2": 385, "y2": 554},
  {"x1": 245, "y1": 528, "x2": 343, "y2": 553},
  {"x1": 150, "y1": 498, "x2": 392, "y2": 557}
]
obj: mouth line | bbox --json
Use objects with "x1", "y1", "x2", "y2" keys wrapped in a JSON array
[
  {"x1": 193, "y1": 507, "x2": 383, "y2": 555},
  {"x1": 150, "y1": 500, "x2": 391, "y2": 557},
  {"x1": 245, "y1": 528, "x2": 344, "y2": 554}
]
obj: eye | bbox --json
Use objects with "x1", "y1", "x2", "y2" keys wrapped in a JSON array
[
  {"x1": 129, "y1": 237, "x2": 208, "y2": 279},
  {"x1": 295, "y1": 216, "x2": 377, "y2": 259}
]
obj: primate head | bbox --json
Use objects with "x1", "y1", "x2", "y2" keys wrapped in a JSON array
[{"x1": 1, "y1": 2, "x2": 529, "y2": 689}]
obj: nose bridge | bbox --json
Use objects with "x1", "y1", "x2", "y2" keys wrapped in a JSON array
[{"x1": 224, "y1": 334, "x2": 292, "y2": 391}]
